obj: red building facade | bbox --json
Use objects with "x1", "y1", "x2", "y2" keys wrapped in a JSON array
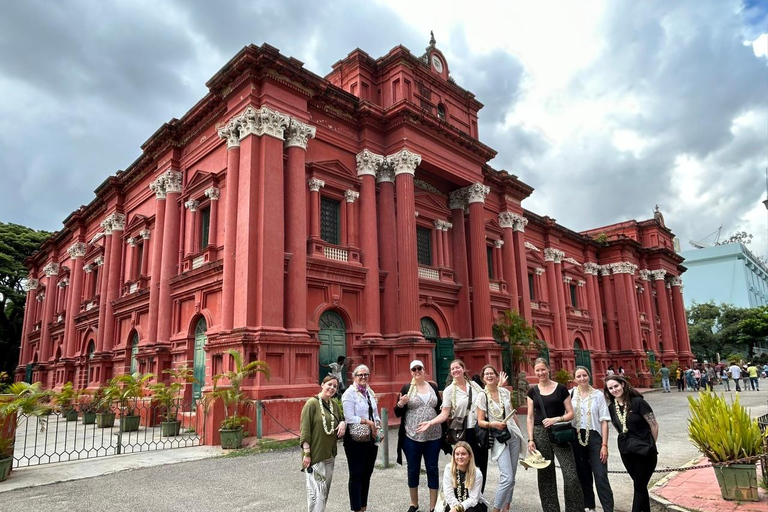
[{"x1": 17, "y1": 40, "x2": 692, "y2": 435}]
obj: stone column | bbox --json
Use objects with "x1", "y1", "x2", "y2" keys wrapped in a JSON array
[
  {"x1": 442, "y1": 223, "x2": 452, "y2": 268},
  {"x1": 499, "y1": 213, "x2": 519, "y2": 311},
  {"x1": 308, "y1": 178, "x2": 325, "y2": 240},
  {"x1": 617, "y1": 263, "x2": 642, "y2": 350},
  {"x1": 139, "y1": 230, "x2": 151, "y2": 276},
  {"x1": 64, "y1": 242, "x2": 86, "y2": 358},
  {"x1": 493, "y1": 240, "x2": 504, "y2": 282},
  {"x1": 345, "y1": 190, "x2": 359, "y2": 248},
  {"x1": 218, "y1": 117, "x2": 242, "y2": 331},
  {"x1": 544, "y1": 249, "x2": 564, "y2": 349},
  {"x1": 512, "y1": 216, "x2": 532, "y2": 323},
  {"x1": 102, "y1": 213, "x2": 125, "y2": 351},
  {"x1": 652, "y1": 270, "x2": 674, "y2": 354},
  {"x1": 583, "y1": 263, "x2": 605, "y2": 351},
  {"x1": 377, "y1": 167, "x2": 398, "y2": 338},
  {"x1": 449, "y1": 191, "x2": 472, "y2": 340},
  {"x1": 639, "y1": 270, "x2": 658, "y2": 351},
  {"x1": 433, "y1": 220, "x2": 445, "y2": 267},
  {"x1": 466, "y1": 183, "x2": 493, "y2": 342},
  {"x1": 670, "y1": 277, "x2": 692, "y2": 359},
  {"x1": 157, "y1": 170, "x2": 183, "y2": 344},
  {"x1": 40, "y1": 262, "x2": 60, "y2": 362},
  {"x1": 356, "y1": 150, "x2": 383, "y2": 340},
  {"x1": 284, "y1": 119, "x2": 316, "y2": 334},
  {"x1": 95, "y1": 226, "x2": 112, "y2": 353},
  {"x1": 204, "y1": 187, "x2": 220, "y2": 248},
  {"x1": 600, "y1": 265, "x2": 619, "y2": 352},
  {"x1": 19, "y1": 278, "x2": 39, "y2": 366},
  {"x1": 388, "y1": 149, "x2": 422, "y2": 339},
  {"x1": 147, "y1": 175, "x2": 168, "y2": 345},
  {"x1": 184, "y1": 200, "x2": 199, "y2": 255}
]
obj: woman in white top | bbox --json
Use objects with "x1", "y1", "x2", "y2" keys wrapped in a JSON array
[
  {"x1": 442, "y1": 441, "x2": 490, "y2": 512},
  {"x1": 418, "y1": 359, "x2": 488, "y2": 492},
  {"x1": 476, "y1": 364, "x2": 524, "y2": 512},
  {"x1": 570, "y1": 366, "x2": 614, "y2": 512}
]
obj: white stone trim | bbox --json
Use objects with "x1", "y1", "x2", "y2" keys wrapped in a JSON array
[
  {"x1": 583, "y1": 262, "x2": 599, "y2": 275},
  {"x1": 651, "y1": 269, "x2": 667, "y2": 281},
  {"x1": 611, "y1": 262, "x2": 638, "y2": 275},
  {"x1": 43, "y1": 263, "x2": 60, "y2": 277},
  {"x1": 23, "y1": 278, "x2": 39, "y2": 291},
  {"x1": 386, "y1": 148, "x2": 422, "y2": 176},
  {"x1": 465, "y1": 183, "x2": 490, "y2": 204},
  {"x1": 308, "y1": 178, "x2": 325, "y2": 192},
  {"x1": 285, "y1": 118, "x2": 317, "y2": 149},
  {"x1": 345, "y1": 190, "x2": 359, "y2": 203},
  {"x1": 534, "y1": 267, "x2": 545, "y2": 275},
  {"x1": 204, "y1": 187, "x2": 220, "y2": 201},
  {"x1": 524, "y1": 241, "x2": 540, "y2": 252},
  {"x1": 493, "y1": 240, "x2": 504, "y2": 249},
  {"x1": 67, "y1": 242, "x2": 87, "y2": 259},
  {"x1": 356, "y1": 149, "x2": 385, "y2": 177},
  {"x1": 184, "y1": 200, "x2": 199, "y2": 212},
  {"x1": 544, "y1": 248, "x2": 564, "y2": 263}
]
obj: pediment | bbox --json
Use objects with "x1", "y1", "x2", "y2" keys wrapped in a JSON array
[
  {"x1": 125, "y1": 214, "x2": 150, "y2": 232},
  {"x1": 414, "y1": 190, "x2": 450, "y2": 217},
  {"x1": 306, "y1": 159, "x2": 359, "y2": 190},
  {"x1": 186, "y1": 170, "x2": 216, "y2": 191}
]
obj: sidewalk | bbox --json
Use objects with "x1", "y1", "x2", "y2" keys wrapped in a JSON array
[{"x1": 651, "y1": 456, "x2": 767, "y2": 512}]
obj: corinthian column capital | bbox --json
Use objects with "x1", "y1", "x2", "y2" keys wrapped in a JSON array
[
  {"x1": 162, "y1": 169, "x2": 183, "y2": 194},
  {"x1": 43, "y1": 262, "x2": 60, "y2": 277},
  {"x1": 101, "y1": 212, "x2": 126, "y2": 234},
  {"x1": 240, "y1": 105, "x2": 291, "y2": 140},
  {"x1": 670, "y1": 276, "x2": 683, "y2": 287},
  {"x1": 345, "y1": 190, "x2": 360, "y2": 203},
  {"x1": 204, "y1": 187, "x2": 220, "y2": 200},
  {"x1": 217, "y1": 116, "x2": 242, "y2": 148},
  {"x1": 386, "y1": 148, "x2": 422, "y2": 176},
  {"x1": 638, "y1": 269, "x2": 651, "y2": 281},
  {"x1": 651, "y1": 269, "x2": 667, "y2": 281},
  {"x1": 448, "y1": 189, "x2": 467, "y2": 210},
  {"x1": 184, "y1": 200, "x2": 199, "y2": 212},
  {"x1": 583, "y1": 262, "x2": 599, "y2": 275},
  {"x1": 23, "y1": 278, "x2": 39, "y2": 291},
  {"x1": 465, "y1": 183, "x2": 490, "y2": 204},
  {"x1": 67, "y1": 242, "x2": 87, "y2": 259},
  {"x1": 544, "y1": 248, "x2": 565, "y2": 263},
  {"x1": 612, "y1": 262, "x2": 638, "y2": 275},
  {"x1": 308, "y1": 178, "x2": 325, "y2": 192},
  {"x1": 285, "y1": 118, "x2": 317, "y2": 149},
  {"x1": 356, "y1": 149, "x2": 385, "y2": 177}
]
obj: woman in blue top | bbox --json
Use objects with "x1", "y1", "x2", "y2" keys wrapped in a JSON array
[{"x1": 342, "y1": 364, "x2": 381, "y2": 512}]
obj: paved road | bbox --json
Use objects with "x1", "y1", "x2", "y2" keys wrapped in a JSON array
[{"x1": 2, "y1": 387, "x2": 766, "y2": 512}]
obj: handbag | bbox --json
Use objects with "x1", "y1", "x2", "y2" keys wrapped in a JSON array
[
  {"x1": 533, "y1": 385, "x2": 576, "y2": 445},
  {"x1": 349, "y1": 422, "x2": 372, "y2": 442},
  {"x1": 474, "y1": 421, "x2": 490, "y2": 449},
  {"x1": 434, "y1": 489, "x2": 447, "y2": 512},
  {"x1": 445, "y1": 384, "x2": 473, "y2": 446},
  {"x1": 617, "y1": 432, "x2": 654, "y2": 456}
]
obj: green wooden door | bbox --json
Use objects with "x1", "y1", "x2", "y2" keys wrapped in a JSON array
[
  {"x1": 318, "y1": 311, "x2": 346, "y2": 385},
  {"x1": 25, "y1": 364, "x2": 33, "y2": 383},
  {"x1": 574, "y1": 341, "x2": 592, "y2": 383},
  {"x1": 130, "y1": 332, "x2": 139, "y2": 374},
  {"x1": 646, "y1": 350, "x2": 656, "y2": 364},
  {"x1": 434, "y1": 338, "x2": 454, "y2": 391},
  {"x1": 193, "y1": 318, "x2": 207, "y2": 402}
]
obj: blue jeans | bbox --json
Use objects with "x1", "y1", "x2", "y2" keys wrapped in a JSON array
[
  {"x1": 661, "y1": 378, "x2": 670, "y2": 392},
  {"x1": 403, "y1": 436, "x2": 441, "y2": 489},
  {"x1": 493, "y1": 438, "x2": 521, "y2": 509}
]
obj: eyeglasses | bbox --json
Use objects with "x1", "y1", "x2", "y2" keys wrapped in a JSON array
[
  {"x1": 411, "y1": 367, "x2": 424, "y2": 372},
  {"x1": 356, "y1": 373, "x2": 370, "y2": 378}
]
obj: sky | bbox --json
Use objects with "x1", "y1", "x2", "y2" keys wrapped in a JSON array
[{"x1": 1, "y1": 0, "x2": 766, "y2": 259}]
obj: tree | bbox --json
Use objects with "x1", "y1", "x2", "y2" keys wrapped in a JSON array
[
  {"x1": 737, "y1": 306, "x2": 768, "y2": 358},
  {"x1": 0, "y1": 222, "x2": 50, "y2": 376},
  {"x1": 687, "y1": 302, "x2": 768, "y2": 361},
  {"x1": 492, "y1": 310, "x2": 543, "y2": 396},
  {"x1": 715, "y1": 231, "x2": 753, "y2": 246}
]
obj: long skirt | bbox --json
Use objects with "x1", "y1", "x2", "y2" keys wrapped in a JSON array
[{"x1": 306, "y1": 457, "x2": 335, "y2": 512}]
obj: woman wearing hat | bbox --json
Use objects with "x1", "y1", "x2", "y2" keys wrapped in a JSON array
[
  {"x1": 300, "y1": 375, "x2": 346, "y2": 512},
  {"x1": 418, "y1": 359, "x2": 488, "y2": 493},
  {"x1": 395, "y1": 359, "x2": 443, "y2": 512},
  {"x1": 442, "y1": 441, "x2": 490, "y2": 512},
  {"x1": 526, "y1": 358, "x2": 583, "y2": 512},
  {"x1": 342, "y1": 364, "x2": 381, "y2": 512},
  {"x1": 571, "y1": 366, "x2": 614, "y2": 512},
  {"x1": 476, "y1": 364, "x2": 524, "y2": 512},
  {"x1": 604, "y1": 375, "x2": 658, "y2": 512}
]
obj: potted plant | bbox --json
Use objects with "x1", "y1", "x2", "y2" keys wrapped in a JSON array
[
  {"x1": 55, "y1": 382, "x2": 79, "y2": 421},
  {"x1": 203, "y1": 349, "x2": 269, "y2": 449},
  {"x1": 94, "y1": 384, "x2": 119, "y2": 428},
  {"x1": 0, "y1": 436, "x2": 12, "y2": 482},
  {"x1": 78, "y1": 391, "x2": 97, "y2": 425},
  {"x1": 0, "y1": 381, "x2": 53, "y2": 481},
  {"x1": 688, "y1": 393, "x2": 765, "y2": 502},
  {"x1": 150, "y1": 365, "x2": 195, "y2": 437},
  {"x1": 109, "y1": 371, "x2": 154, "y2": 432}
]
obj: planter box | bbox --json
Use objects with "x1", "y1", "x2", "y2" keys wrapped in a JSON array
[
  {"x1": 119, "y1": 415, "x2": 141, "y2": 432},
  {"x1": 0, "y1": 457, "x2": 11, "y2": 482},
  {"x1": 714, "y1": 463, "x2": 759, "y2": 502},
  {"x1": 82, "y1": 412, "x2": 96, "y2": 425},
  {"x1": 161, "y1": 421, "x2": 181, "y2": 437},
  {"x1": 64, "y1": 409, "x2": 78, "y2": 422},
  {"x1": 219, "y1": 427, "x2": 243, "y2": 449},
  {"x1": 95, "y1": 412, "x2": 116, "y2": 428}
]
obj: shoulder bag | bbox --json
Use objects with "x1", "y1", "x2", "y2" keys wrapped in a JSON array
[
  {"x1": 534, "y1": 385, "x2": 576, "y2": 445},
  {"x1": 348, "y1": 390, "x2": 374, "y2": 442},
  {"x1": 445, "y1": 384, "x2": 472, "y2": 446},
  {"x1": 615, "y1": 398, "x2": 656, "y2": 457}
]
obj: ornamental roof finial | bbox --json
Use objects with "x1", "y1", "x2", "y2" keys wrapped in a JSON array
[{"x1": 429, "y1": 31, "x2": 436, "y2": 47}]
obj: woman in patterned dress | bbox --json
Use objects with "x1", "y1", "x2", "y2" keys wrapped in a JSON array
[
  {"x1": 300, "y1": 375, "x2": 346, "y2": 512},
  {"x1": 395, "y1": 359, "x2": 444, "y2": 512}
]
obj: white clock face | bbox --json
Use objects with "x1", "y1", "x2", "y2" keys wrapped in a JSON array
[{"x1": 431, "y1": 55, "x2": 443, "y2": 73}]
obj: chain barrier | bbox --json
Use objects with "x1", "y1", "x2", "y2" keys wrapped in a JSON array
[
  {"x1": 550, "y1": 452, "x2": 767, "y2": 475},
  {"x1": 260, "y1": 402, "x2": 301, "y2": 438}
]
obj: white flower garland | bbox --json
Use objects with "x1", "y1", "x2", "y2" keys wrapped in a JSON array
[
  {"x1": 615, "y1": 401, "x2": 629, "y2": 433},
  {"x1": 574, "y1": 387, "x2": 594, "y2": 446},
  {"x1": 317, "y1": 394, "x2": 336, "y2": 435}
]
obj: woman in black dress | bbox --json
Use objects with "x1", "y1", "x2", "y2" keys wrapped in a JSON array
[{"x1": 604, "y1": 375, "x2": 659, "y2": 512}]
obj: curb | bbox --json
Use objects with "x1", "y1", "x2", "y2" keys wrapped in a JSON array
[{"x1": 649, "y1": 456, "x2": 702, "y2": 512}]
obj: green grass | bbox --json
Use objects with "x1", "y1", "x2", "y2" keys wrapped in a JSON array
[{"x1": 221, "y1": 438, "x2": 300, "y2": 458}]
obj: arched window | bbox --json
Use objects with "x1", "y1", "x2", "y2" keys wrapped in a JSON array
[
  {"x1": 420, "y1": 317, "x2": 439, "y2": 338},
  {"x1": 130, "y1": 332, "x2": 139, "y2": 374},
  {"x1": 437, "y1": 103, "x2": 446, "y2": 121}
]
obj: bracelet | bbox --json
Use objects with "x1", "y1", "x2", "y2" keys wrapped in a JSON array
[
  {"x1": 601, "y1": 443, "x2": 608, "y2": 447},
  {"x1": 302, "y1": 450, "x2": 311, "y2": 457}
]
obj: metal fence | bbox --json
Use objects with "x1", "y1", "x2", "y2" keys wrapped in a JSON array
[{"x1": 13, "y1": 398, "x2": 203, "y2": 468}]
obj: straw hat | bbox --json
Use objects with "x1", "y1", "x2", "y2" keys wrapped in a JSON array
[{"x1": 520, "y1": 449, "x2": 551, "y2": 470}]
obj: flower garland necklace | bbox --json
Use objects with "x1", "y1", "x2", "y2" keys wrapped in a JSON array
[
  {"x1": 317, "y1": 394, "x2": 336, "y2": 435},
  {"x1": 455, "y1": 468, "x2": 469, "y2": 502},
  {"x1": 574, "y1": 387, "x2": 594, "y2": 447},
  {"x1": 615, "y1": 400, "x2": 629, "y2": 433},
  {"x1": 484, "y1": 387, "x2": 505, "y2": 420}
]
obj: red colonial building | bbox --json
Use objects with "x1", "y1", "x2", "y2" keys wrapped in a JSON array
[{"x1": 17, "y1": 39, "x2": 692, "y2": 435}]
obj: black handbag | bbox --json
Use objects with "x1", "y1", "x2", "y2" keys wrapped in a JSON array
[
  {"x1": 474, "y1": 421, "x2": 490, "y2": 449},
  {"x1": 617, "y1": 432, "x2": 654, "y2": 456},
  {"x1": 533, "y1": 385, "x2": 576, "y2": 445}
]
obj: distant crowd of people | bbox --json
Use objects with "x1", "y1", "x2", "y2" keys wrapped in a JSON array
[{"x1": 668, "y1": 361, "x2": 767, "y2": 393}]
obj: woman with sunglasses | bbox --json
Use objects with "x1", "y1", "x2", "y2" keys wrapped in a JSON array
[
  {"x1": 300, "y1": 375, "x2": 346, "y2": 512},
  {"x1": 395, "y1": 360, "x2": 443, "y2": 512},
  {"x1": 342, "y1": 364, "x2": 381, "y2": 512}
]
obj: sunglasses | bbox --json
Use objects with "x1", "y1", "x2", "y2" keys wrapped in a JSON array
[
  {"x1": 356, "y1": 373, "x2": 370, "y2": 378},
  {"x1": 411, "y1": 367, "x2": 424, "y2": 372}
]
